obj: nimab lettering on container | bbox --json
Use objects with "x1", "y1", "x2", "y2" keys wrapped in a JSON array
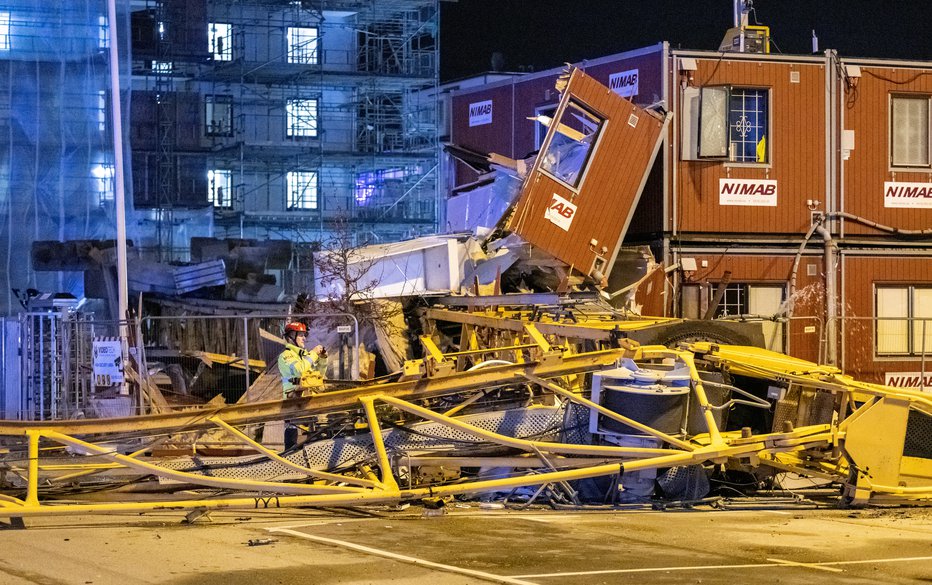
[
  {"x1": 884, "y1": 372, "x2": 932, "y2": 392},
  {"x1": 884, "y1": 181, "x2": 932, "y2": 208},
  {"x1": 608, "y1": 69, "x2": 639, "y2": 98},
  {"x1": 468, "y1": 100, "x2": 493, "y2": 127},
  {"x1": 718, "y1": 178, "x2": 778, "y2": 206}
]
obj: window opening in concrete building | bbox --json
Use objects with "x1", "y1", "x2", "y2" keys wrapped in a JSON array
[
  {"x1": 891, "y1": 95, "x2": 930, "y2": 167},
  {"x1": 539, "y1": 100, "x2": 604, "y2": 189},
  {"x1": 287, "y1": 26, "x2": 318, "y2": 64},
  {"x1": 205, "y1": 95, "x2": 233, "y2": 137},
  {"x1": 287, "y1": 171, "x2": 318, "y2": 209},
  {"x1": 97, "y1": 91, "x2": 108, "y2": 133},
  {"x1": 0, "y1": 12, "x2": 10, "y2": 51},
  {"x1": 355, "y1": 168, "x2": 405, "y2": 206},
  {"x1": 93, "y1": 164, "x2": 115, "y2": 208},
  {"x1": 209, "y1": 22, "x2": 232, "y2": 61},
  {"x1": 286, "y1": 98, "x2": 318, "y2": 137},
  {"x1": 699, "y1": 86, "x2": 769, "y2": 163},
  {"x1": 208, "y1": 170, "x2": 232, "y2": 208},
  {"x1": 876, "y1": 285, "x2": 932, "y2": 356},
  {"x1": 98, "y1": 15, "x2": 109, "y2": 49}
]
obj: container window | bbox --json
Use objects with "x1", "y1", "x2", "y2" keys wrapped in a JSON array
[
  {"x1": 539, "y1": 100, "x2": 604, "y2": 189},
  {"x1": 876, "y1": 285, "x2": 932, "y2": 356},
  {"x1": 697, "y1": 86, "x2": 769, "y2": 163},
  {"x1": 891, "y1": 96, "x2": 930, "y2": 167}
]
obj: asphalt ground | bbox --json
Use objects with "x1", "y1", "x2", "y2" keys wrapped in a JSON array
[{"x1": 1, "y1": 504, "x2": 930, "y2": 585}]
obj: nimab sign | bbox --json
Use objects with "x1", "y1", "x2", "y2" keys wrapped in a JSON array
[
  {"x1": 883, "y1": 181, "x2": 932, "y2": 208},
  {"x1": 468, "y1": 99, "x2": 493, "y2": 127},
  {"x1": 544, "y1": 193, "x2": 577, "y2": 231},
  {"x1": 719, "y1": 178, "x2": 778, "y2": 206},
  {"x1": 608, "y1": 69, "x2": 639, "y2": 98},
  {"x1": 884, "y1": 372, "x2": 932, "y2": 392}
]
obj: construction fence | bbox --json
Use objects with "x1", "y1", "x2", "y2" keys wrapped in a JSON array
[{"x1": 3, "y1": 311, "x2": 360, "y2": 421}]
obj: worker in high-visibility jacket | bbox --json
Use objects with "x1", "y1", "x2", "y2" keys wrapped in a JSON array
[
  {"x1": 277, "y1": 321, "x2": 327, "y2": 449},
  {"x1": 278, "y1": 321, "x2": 328, "y2": 394}
]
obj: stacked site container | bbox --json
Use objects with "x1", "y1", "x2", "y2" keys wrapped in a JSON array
[
  {"x1": 838, "y1": 58, "x2": 932, "y2": 387},
  {"x1": 448, "y1": 44, "x2": 932, "y2": 388}
]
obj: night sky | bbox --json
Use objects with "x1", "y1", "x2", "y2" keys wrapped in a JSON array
[{"x1": 440, "y1": 1, "x2": 932, "y2": 81}]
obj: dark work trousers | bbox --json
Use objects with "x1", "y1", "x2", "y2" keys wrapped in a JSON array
[{"x1": 284, "y1": 422, "x2": 298, "y2": 450}]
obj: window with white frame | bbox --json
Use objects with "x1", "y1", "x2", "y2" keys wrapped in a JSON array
[
  {"x1": 1, "y1": 12, "x2": 11, "y2": 51},
  {"x1": 693, "y1": 86, "x2": 769, "y2": 163},
  {"x1": 287, "y1": 170, "x2": 318, "y2": 210},
  {"x1": 891, "y1": 95, "x2": 930, "y2": 167},
  {"x1": 876, "y1": 285, "x2": 932, "y2": 356},
  {"x1": 208, "y1": 22, "x2": 232, "y2": 61},
  {"x1": 208, "y1": 169, "x2": 232, "y2": 207},
  {"x1": 286, "y1": 98, "x2": 318, "y2": 137},
  {"x1": 287, "y1": 26, "x2": 318, "y2": 64},
  {"x1": 92, "y1": 163, "x2": 115, "y2": 207},
  {"x1": 205, "y1": 95, "x2": 233, "y2": 137}
]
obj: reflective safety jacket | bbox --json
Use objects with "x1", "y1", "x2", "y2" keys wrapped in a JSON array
[{"x1": 277, "y1": 343, "x2": 327, "y2": 396}]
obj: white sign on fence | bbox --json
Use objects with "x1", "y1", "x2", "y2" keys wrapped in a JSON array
[
  {"x1": 92, "y1": 338, "x2": 125, "y2": 386},
  {"x1": 336, "y1": 325, "x2": 352, "y2": 334}
]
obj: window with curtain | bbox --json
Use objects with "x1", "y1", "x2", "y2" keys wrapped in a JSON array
[{"x1": 891, "y1": 95, "x2": 930, "y2": 167}]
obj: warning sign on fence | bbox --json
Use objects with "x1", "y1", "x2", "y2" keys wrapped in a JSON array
[{"x1": 92, "y1": 338, "x2": 125, "y2": 386}]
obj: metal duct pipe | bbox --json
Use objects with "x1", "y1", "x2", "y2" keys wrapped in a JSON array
[{"x1": 815, "y1": 223, "x2": 838, "y2": 366}]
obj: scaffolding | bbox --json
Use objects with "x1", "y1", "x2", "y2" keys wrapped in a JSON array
[
  {"x1": 0, "y1": 1, "x2": 441, "y2": 317},
  {"x1": 131, "y1": 0, "x2": 441, "y2": 255},
  {"x1": 0, "y1": 1, "x2": 132, "y2": 316}
]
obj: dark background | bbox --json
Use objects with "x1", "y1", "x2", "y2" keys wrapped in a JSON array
[{"x1": 440, "y1": 1, "x2": 932, "y2": 81}]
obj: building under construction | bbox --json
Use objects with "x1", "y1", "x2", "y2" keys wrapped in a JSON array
[{"x1": 0, "y1": 0, "x2": 441, "y2": 315}]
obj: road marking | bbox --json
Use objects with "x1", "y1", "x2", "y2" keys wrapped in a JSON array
[
  {"x1": 511, "y1": 555, "x2": 932, "y2": 579},
  {"x1": 820, "y1": 556, "x2": 932, "y2": 567},
  {"x1": 269, "y1": 527, "x2": 540, "y2": 585},
  {"x1": 768, "y1": 557, "x2": 843, "y2": 573}
]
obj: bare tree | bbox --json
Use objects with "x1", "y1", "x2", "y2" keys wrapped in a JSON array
[{"x1": 291, "y1": 218, "x2": 408, "y2": 376}]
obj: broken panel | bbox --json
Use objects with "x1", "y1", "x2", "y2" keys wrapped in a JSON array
[{"x1": 507, "y1": 68, "x2": 669, "y2": 281}]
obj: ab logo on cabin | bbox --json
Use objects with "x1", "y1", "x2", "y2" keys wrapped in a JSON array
[{"x1": 545, "y1": 193, "x2": 577, "y2": 231}]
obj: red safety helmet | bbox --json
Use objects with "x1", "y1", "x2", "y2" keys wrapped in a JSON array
[{"x1": 284, "y1": 322, "x2": 307, "y2": 334}]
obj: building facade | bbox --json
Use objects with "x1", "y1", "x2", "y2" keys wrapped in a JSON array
[
  {"x1": 130, "y1": 0, "x2": 441, "y2": 258},
  {"x1": 448, "y1": 43, "x2": 932, "y2": 388},
  {"x1": 0, "y1": 1, "x2": 441, "y2": 317}
]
